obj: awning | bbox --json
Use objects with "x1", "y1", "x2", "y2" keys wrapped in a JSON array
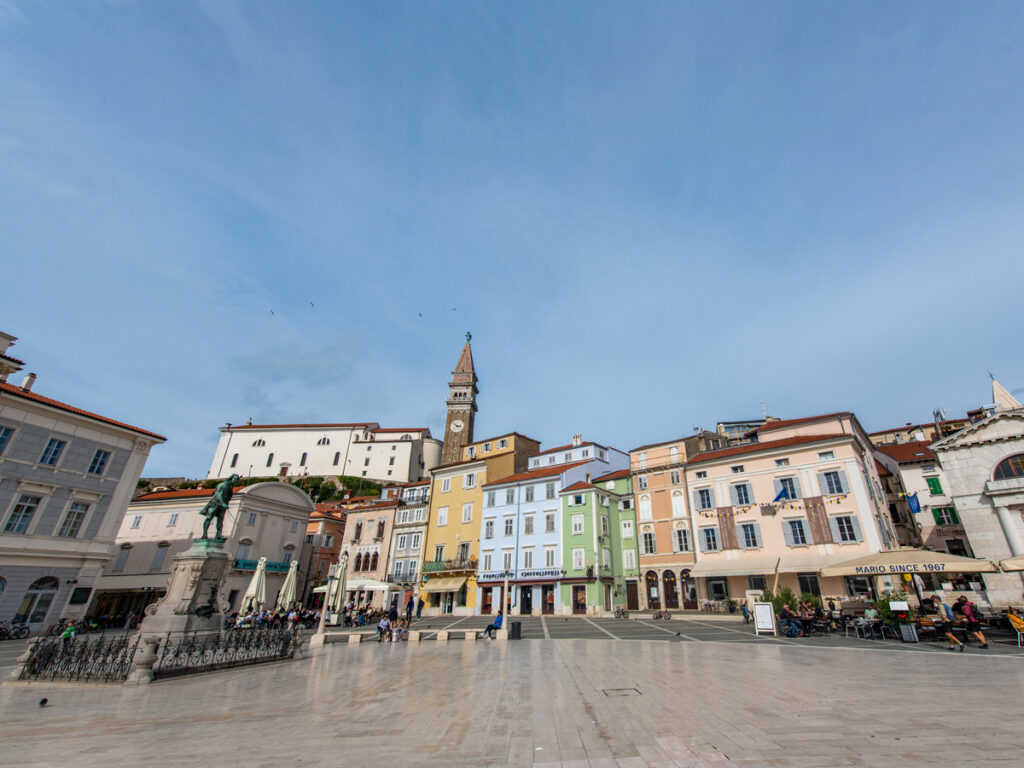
[
  {"x1": 344, "y1": 578, "x2": 400, "y2": 592},
  {"x1": 687, "y1": 554, "x2": 835, "y2": 579},
  {"x1": 999, "y1": 555, "x2": 1024, "y2": 572},
  {"x1": 93, "y1": 573, "x2": 171, "y2": 590},
  {"x1": 420, "y1": 576, "x2": 467, "y2": 593},
  {"x1": 819, "y1": 548, "x2": 998, "y2": 578}
]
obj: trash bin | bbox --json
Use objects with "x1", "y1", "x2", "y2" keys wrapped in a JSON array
[{"x1": 509, "y1": 621, "x2": 522, "y2": 639}]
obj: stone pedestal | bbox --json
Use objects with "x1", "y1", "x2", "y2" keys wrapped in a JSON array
[{"x1": 139, "y1": 538, "x2": 233, "y2": 637}]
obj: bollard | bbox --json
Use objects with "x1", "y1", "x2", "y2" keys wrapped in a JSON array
[{"x1": 436, "y1": 630, "x2": 450, "y2": 643}]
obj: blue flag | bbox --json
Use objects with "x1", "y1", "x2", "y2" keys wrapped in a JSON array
[
  {"x1": 907, "y1": 492, "x2": 922, "y2": 515},
  {"x1": 771, "y1": 487, "x2": 789, "y2": 503}
]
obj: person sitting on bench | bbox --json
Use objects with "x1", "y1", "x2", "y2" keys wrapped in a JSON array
[{"x1": 483, "y1": 609, "x2": 504, "y2": 639}]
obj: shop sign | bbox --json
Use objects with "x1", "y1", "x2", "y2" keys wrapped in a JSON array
[{"x1": 854, "y1": 563, "x2": 951, "y2": 574}]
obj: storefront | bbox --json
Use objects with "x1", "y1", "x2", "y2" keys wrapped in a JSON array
[
  {"x1": 421, "y1": 576, "x2": 468, "y2": 614},
  {"x1": 477, "y1": 569, "x2": 564, "y2": 615}
]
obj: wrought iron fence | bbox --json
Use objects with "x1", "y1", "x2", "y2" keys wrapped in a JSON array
[
  {"x1": 152, "y1": 627, "x2": 298, "y2": 679},
  {"x1": 17, "y1": 633, "x2": 139, "y2": 683}
]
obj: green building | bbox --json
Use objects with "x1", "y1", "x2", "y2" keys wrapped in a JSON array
[{"x1": 559, "y1": 468, "x2": 640, "y2": 614}]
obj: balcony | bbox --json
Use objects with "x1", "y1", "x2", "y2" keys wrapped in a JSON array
[
  {"x1": 233, "y1": 558, "x2": 292, "y2": 573},
  {"x1": 422, "y1": 557, "x2": 477, "y2": 574},
  {"x1": 386, "y1": 572, "x2": 418, "y2": 585}
]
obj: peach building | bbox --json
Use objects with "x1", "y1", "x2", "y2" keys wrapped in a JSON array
[
  {"x1": 682, "y1": 413, "x2": 897, "y2": 605},
  {"x1": 629, "y1": 431, "x2": 725, "y2": 610},
  {"x1": 338, "y1": 499, "x2": 402, "y2": 608}
]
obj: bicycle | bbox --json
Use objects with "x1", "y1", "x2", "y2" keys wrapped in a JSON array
[
  {"x1": 652, "y1": 610, "x2": 671, "y2": 620},
  {"x1": 0, "y1": 621, "x2": 30, "y2": 640},
  {"x1": 613, "y1": 607, "x2": 629, "y2": 619}
]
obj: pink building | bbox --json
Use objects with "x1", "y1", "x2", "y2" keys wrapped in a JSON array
[
  {"x1": 338, "y1": 499, "x2": 401, "y2": 608},
  {"x1": 683, "y1": 413, "x2": 897, "y2": 606}
]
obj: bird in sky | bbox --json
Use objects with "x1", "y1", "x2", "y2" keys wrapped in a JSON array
[
  {"x1": 418, "y1": 312, "x2": 422, "y2": 317},
  {"x1": 310, "y1": 301, "x2": 314, "y2": 308},
  {"x1": 452, "y1": 307, "x2": 456, "y2": 311},
  {"x1": 270, "y1": 310, "x2": 275, "y2": 316}
]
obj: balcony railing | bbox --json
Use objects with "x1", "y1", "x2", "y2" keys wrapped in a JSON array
[
  {"x1": 422, "y1": 557, "x2": 477, "y2": 573},
  {"x1": 386, "y1": 572, "x2": 418, "y2": 585},
  {"x1": 233, "y1": 559, "x2": 292, "y2": 573}
]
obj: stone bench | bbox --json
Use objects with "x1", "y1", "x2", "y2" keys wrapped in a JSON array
[
  {"x1": 407, "y1": 630, "x2": 421, "y2": 643},
  {"x1": 463, "y1": 630, "x2": 478, "y2": 641},
  {"x1": 348, "y1": 633, "x2": 363, "y2": 644},
  {"x1": 495, "y1": 628, "x2": 508, "y2": 641},
  {"x1": 435, "y1": 630, "x2": 449, "y2": 643}
]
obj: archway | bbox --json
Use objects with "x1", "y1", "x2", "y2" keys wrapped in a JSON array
[
  {"x1": 15, "y1": 576, "x2": 59, "y2": 624},
  {"x1": 662, "y1": 570, "x2": 679, "y2": 609},
  {"x1": 645, "y1": 570, "x2": 660, "y2": 609}
]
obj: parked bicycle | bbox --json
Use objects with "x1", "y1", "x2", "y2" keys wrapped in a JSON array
[
  {"x1": 0, "y1": 621, "x2": 30, "y2": 640},
  {"x1": 613, "y1": 607, "x2": 629, "y2": 619},
  {"x1": 652, "y1": 610, "x2": 672, "y2": 620},
  {"x1": 48, "y1": 617, "x2": 96, "y2": 637}
]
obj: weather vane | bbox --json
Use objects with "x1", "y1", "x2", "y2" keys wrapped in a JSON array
[{"x1": 466, "y1": 331, "x2": 472, "y2": 343}]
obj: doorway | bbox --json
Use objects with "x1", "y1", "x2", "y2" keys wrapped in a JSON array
[
  {"x1": 481, "y1": 587, "x2": 492, "y2": 614},
  {"x1": 682, "y1": 577, "x2": 698, "y2": 610},
  {"x1": 542, "y1": 585, "x2": 554, "y2": 614},
  {"x1": 645, "y1": 571, "x2": 660, "y2": 609},
  {"x1": 520, "y1": 585, "x2": 533, "y2": 615},
  {"x1": 572, "y1": 585, "x2": 586, "y2": 614},
  {"x1": 603, "y1": 584, "x2": 612, "y2": 611},
  {"x1": 626, "y1": 581, "x2": 639, "y2": 610},
  {"x1": 663, "y1": 570, "x2": 679, "y2": 609}
]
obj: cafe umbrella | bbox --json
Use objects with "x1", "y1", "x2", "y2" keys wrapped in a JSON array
[
  {"x1": 274, "y1": 559, "x2": 299, "y2": 612},
  {"x1": 240, "y1": 556, "x2": 268, "y2": 613},
  {"x1": 819, "y1": 548, "x2": 998, "y2": 578},
  {"x1": 998, "y1": 555, "x2": 1024, "y2": 571}
]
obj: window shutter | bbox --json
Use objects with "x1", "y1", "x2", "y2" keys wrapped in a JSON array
[
  {"x1": 708, "y1": 488, "x2": 716, "y2": 508},
  {"x1": 783, "y1": 523, "x2": 794, "y2": 547},
  {"x1": 752, "y1": 522, "x2": 762, "y2": 547},
  {"x1": 692, "y1": 490, "x2": 702, "y2": 510},
  {"x1": 816, "y1": 472, "x2": 828, "y2": 495},
  {"x1": 710, "y1": 527, "x2": 720, "y2": 551},
  {"x1": 773, "y1": 478, "x2": 783, "y2": 499},
  {"x1": 932, "y1": 509, "x2": 942, "y2": 525},
  {"x1": 828, "y1": 517, "x2": 841, "y2": 542},
  {"x1": 735, "y1": 522, "x2": 747, "y2": 549},
  {"x1": 698, "y1": 530, "x2": 709, "y2": 552},
  {"x1": 849, "y1": 516, "x2": 863, "y2": 542},
  {"x1": 837, "y1": 470, "x2": 850, "y2": 494},
  {"x1": 729, "y1": 485, "x2": 740, "y2": 506},
  {"x1": 950, "y1": 507, "x2": 960, "y2": 524},
  {"x1": 804, "y1": 521, "x2": 815, "y2": 545},
  {"x1": 791, "y1": 477, "x2": 803, "y2": 499}
]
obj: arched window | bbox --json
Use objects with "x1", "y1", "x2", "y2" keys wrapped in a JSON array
[
  {"x1": 370, "y1": 552, "x2": 379, "y2": 570},
  {"x1": 317, "y1": 437, "x2": 330, "y2": 446},
  {"x1": 300, "y1": 452, "x2": 308, "y2": 467},
  {"x1": 644, "y1": 570, "x2": 660, "y2": 610},
  {"x1": 994, "y1": 455, "x2": 1024, "y2": 481},
  {"x1": 266, "y1": 453, "x2": 274, "y2": 468},
  {"x1": 333, "y1": 451, "x2": 341, "y2": 466},
  {"x1": 230, "y1": 453, "x2": 239, "y2": 468},
  {"x1": 670, "y1": 446, "x2": 679, "y2": 463},
  {"x1": 639, "y1": 494, "x2": 652, "y2": 521},
  {"x1": 252, "y1": 439, "x2": 266, "y2": 447},
  {"x1": 671, "y1": 491, "x2": 686, "y2": 517},
  {"x1": 151, "y1": 542, "x2": 171, "y2": 571},
  {"x1": 662, "y1": 570, "x2": 679, "y2": 609},
  {"x1": 15, "y1": 576, "x2": 59, "y2": 624}
]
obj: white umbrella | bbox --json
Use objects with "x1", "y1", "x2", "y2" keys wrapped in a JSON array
[
  {"x1": 240, "y1": 556, "x2": 268, "y2": 613},
  {"x1": 275, "y1": 560, "x2": 299, "y2": 612}
]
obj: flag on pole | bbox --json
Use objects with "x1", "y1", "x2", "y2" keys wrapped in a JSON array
[
  {"x1": 771, "y1": 487, "x2": 790, "y2": 503},
  {"x1": 907, "y1": 492, "x2": 922, "y2": 515}
]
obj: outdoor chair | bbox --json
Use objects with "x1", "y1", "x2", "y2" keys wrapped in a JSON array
[{"x1": 1008, "y1": 615, "x2": 1024, "y2": 647}]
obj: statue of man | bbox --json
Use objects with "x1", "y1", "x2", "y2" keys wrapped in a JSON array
[{"x1": 199, "y1": 474, "x2": 241, "y2": 540}]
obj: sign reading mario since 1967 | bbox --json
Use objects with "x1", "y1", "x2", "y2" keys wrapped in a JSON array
[{"x1": 855, "y1": 562, "x2": 951, "y2": 575}]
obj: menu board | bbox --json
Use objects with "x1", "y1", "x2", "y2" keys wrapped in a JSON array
[{"x1": 753, "y1": 602, "x2": 776, "y2": 636}]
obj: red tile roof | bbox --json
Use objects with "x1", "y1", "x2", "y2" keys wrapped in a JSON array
[
  {"x1": 0, "y1": 353, "x2": 24, "y2": 365},
  {"x1": 874, "y1": 441, "x2": 935, "y2": 463},
  {"x1": 0, "y1": 381, "x2": 165, "y2": 440},
  {"x1": 371, "y1": 427, "x2": 427, "y2": 433},
  {"x1": 593, "y1": 468, "x2": 630, "y2": 482},
  {"x1": 345, "y1": 499, "x2": 400, "y2": 513},
  {"x1": 532, "y1": 441, "x2": 598, "y2": 457},
  {"x1": 133, "y1": 486, "x2": 239, "y2": 502},
  {"x1": 629, "y1": 436, "x2": 688, "y2": 453},
  {"x1": 562, "y1": 481, "x2": 599, "y2": 493},
  {"x1": 874, "y1": 460, "x2": 891, "y2": 477},
  {"x1": 484, "y1": 460, "x2": 594, "y2": 487},
  {"x1": 225, "y1": 422, "x2": 377, "y2": 430},
  {"x1": 869, "y1": 419, "x2": 968, "y2": 437},
  {"x1": 756, "y1": 412, "x2": 852, "y2": 434},
  {"x1": 688, "y1": 434, "x2": 846, "y2": 465}
]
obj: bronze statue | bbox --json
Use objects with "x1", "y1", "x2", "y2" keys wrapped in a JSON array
[{"x1": 199, "y1": 474, "x2": 240, "y2": 540}]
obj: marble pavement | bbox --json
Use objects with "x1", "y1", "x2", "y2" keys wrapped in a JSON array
[{"x1": 1, "y1": 638, "x2": 1023, "y2": 767}]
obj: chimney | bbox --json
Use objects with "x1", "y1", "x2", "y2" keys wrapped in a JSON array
[
  {"x1": 20, "y1": 372, "x2": 36, "y2": 392},
  {"x1": 585, "y1": 473, "x2": 591, "y2": 482},
  {"x1": 572, "y1": 434, "x2": 582, "y2": 447}
]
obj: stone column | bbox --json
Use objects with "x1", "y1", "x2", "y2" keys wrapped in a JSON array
[{"x1": 995, "y1": 506, "x2": 1024, "y2": 557}]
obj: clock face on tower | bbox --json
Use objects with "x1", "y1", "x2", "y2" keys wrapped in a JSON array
[{"x1": 450, "y1": 419, "x2": 465, "y2": 433}]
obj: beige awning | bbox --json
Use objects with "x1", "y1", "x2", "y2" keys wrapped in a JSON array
[
  {"x1": 999, "y1": 555, "x2": 1024, "y2": 572},
  {"x1": 420, "y1": 576, "x2": 467, "y2": 593},
  {"x1": 819, "y1": 548, "x2": 998, "y2": 578},
  {"x1": 93, "y1": 573, "x2": 171, "y2": 590},
  {"x1": 687, "y1": 554, "x2": 835, "y2": 579}
]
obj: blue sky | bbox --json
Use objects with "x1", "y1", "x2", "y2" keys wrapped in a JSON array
[{"x1": 3, "y1": 2, "x2": 1023, "y2": 476}]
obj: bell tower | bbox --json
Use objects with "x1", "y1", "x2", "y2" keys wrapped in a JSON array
[{"x1": 442, "y1": 332, "x2": 478, "y2": 465}]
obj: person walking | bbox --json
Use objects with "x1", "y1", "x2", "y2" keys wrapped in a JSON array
[
  {"x1": 956, "y1": 596, "x2": 988, "y2": 648},
  {"x1": 483, "y1": 609, "x2": 504, "y2": 639},
  {"x1": 933, "y1": 595, "x2": 964, "y2": 651},
  {"x1": 405, "y1": 595, "x2": 415, "y2": 624},
  {"x1": 416, "y1": 597, "x2": 424, "y2": 621}
]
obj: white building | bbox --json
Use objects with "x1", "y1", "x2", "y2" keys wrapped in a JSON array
[
  {"x1": 0, "y1": 332, "x2": 165, "y2": 629},
  {"x1": 91, "y1": 481, "x2": 314, "y2": 619},
  {"x1": 931, "y1": 381, "x2": 1024, "y2": 606},
  {"x1": 207, "y1": 423, "x2": 442, "y2": 484}
]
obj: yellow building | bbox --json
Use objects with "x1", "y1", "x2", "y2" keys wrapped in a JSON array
[{"x1": 419, "y1": 433, "x2": 539, "y2": 615}]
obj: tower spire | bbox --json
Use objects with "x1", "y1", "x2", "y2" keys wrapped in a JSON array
[{"x1": 441, "y1": 335, "x2": 479, "y2": 464}]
